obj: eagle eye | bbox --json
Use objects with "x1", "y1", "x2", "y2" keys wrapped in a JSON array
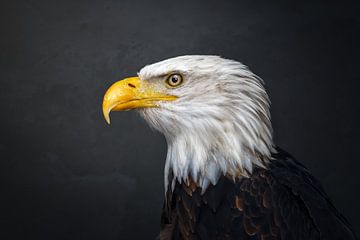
[{"x1": 165, "y1": 74, "x2": 183, "y2": 88}]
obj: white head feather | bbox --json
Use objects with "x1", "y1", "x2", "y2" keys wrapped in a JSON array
[{"x1": 137, "y1": 55, "x2": 274, "y2": 192}]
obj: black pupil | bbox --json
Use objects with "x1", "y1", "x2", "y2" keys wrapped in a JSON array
[{"x1": 171, "y1": 76, "x2": 178, "y2": 83}]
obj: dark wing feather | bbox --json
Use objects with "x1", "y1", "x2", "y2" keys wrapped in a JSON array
[{"x1": 160, "y1": 147, "x2": 357, "y2": 240}]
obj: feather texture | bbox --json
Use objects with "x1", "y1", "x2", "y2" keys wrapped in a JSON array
[{"x1": 160, "y1": 148, "x2": 357, "y2": 240}]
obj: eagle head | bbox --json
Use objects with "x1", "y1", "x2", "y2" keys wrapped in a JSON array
[{"x1": 103, "y1": 55, "x2": 274, "y2": 191}]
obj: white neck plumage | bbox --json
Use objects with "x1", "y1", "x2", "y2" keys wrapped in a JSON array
[{"x1": 164, "y1": 109, "x2": 274, "y2": 193}]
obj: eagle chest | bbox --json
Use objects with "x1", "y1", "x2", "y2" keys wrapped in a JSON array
[{"x1": 161, "y1": 172, "x2": 290, "y2": 240}]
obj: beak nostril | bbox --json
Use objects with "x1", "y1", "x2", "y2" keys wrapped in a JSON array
[{"x1": 128, "y1": 83, "x2": 136, "y2": 88}]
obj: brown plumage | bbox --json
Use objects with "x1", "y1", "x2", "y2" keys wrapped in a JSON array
[{"x1": 160, "y1": 148, "x2": 357, "y2": 240}]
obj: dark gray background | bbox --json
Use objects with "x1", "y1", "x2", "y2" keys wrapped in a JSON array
[{"x1": 1, "y1": 0, "x2": 359, "y2": 239}]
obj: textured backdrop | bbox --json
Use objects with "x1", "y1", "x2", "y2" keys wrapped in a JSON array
[{"x1": 1, "y1": 0, "x2": 359, "y2": 239}]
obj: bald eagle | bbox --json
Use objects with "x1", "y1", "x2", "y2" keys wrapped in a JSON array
[{"x1": 102, "y1": 56, "x2": 357, "y2": 240}]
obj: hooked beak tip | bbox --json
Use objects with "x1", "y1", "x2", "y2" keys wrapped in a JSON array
[
  {"x1": 102, "y1": 102, "x2": 112, "y2": 125},
  {"x1": 105, "y1": 115, "x2": 111, "y2": 125}
]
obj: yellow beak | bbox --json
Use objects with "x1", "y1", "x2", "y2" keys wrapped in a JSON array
[{"x1": 102, "y1": 77, "x2": 177, "y2": 124}]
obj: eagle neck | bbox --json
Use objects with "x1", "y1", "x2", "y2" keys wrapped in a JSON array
[{"x1": 164, "y1": 129, "x2": 272, "y2": 194}]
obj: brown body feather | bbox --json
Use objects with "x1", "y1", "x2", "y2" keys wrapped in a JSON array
[{"x1": 160, "y1": 148, "x2": 357, "y2": 240}]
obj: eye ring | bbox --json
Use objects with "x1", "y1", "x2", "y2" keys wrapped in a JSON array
[{"x1": 165, "y1": 73, "x2": 183, "y2": 88}]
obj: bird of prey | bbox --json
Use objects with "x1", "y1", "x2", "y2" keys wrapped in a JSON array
[{"x1": 102, "y1": 56, "x2": 357, "y2": 240}]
